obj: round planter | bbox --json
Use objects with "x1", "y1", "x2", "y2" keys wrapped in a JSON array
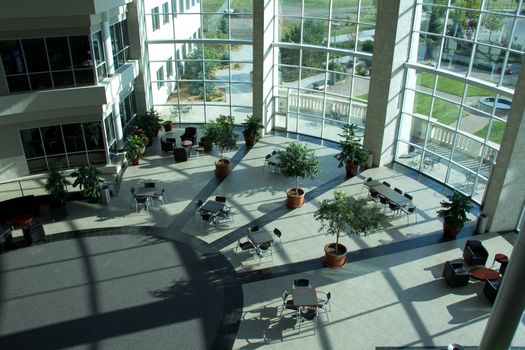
[
  {"x1": 131, "y1": 158, "x2": 140, "y2": 166},
  {"x1": 244, "y1": 136, "x2": 257, "y2": 148},
  {"x1": 286, "y1": 188, "x2": 305, "y2": 208},
  {"x1": 215, "y1": 159, "x2": 231, "y2": 177},
  {"x1": 164, "y1": 122, "x2": 173, "y2": 132},
  {"x1": 443, "y1": 220, "x2": 462, "y2": 239},
  {"x1": 324, "y1": 242, "x2": 348, "y2": 267},
  {"x1": 345, "y1": 162, "x2": 360, "y2": 177}
]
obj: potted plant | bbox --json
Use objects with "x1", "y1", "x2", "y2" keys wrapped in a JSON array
[
  {"x1": 315, "y1": 191, "x2": 385, "y2": 267},
  {"x1": 164, "y1": 120, "x2": 173, "y2": 132},
  {"x1": 242, "y1": 114, "x2": 263, "y2": 147},
  {"x1": 335, "y1": 124, "x2": 369, "y2": 177},
  {"x1": 135, "y1": 109, "x2": 162, "y2": 143},
  {"x1": 277, "y1": 142, "x2": 320, "y2": 208},
  {"x1": 437, "y1": 190, "x2": 472, "y2": 239},
  {"x1": 131, "y1": 126, "x2": 149, "y2": 149},
  {"x1": 70, "y1": 164, "x2": 104, "y2": 202},
  {"x1": 45, "y1": 167, "x2": 70, "y2": 220},
  {"x1": 204, "y1": 115, "x2": 238, "y2": 176},
  {"x1": 125, "y1": 135, "x2": 146, "y2": 165}
]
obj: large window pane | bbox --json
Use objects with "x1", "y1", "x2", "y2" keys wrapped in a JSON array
[{"x1": 22, "y1": 39, "x2": 48, "y2": 72}]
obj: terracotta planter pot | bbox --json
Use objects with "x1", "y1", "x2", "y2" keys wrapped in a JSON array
[
  {"x1": 345, "y1": 162, "x2": 360, "y2": 177},
  {"x1": 286, "y1": 188, "x2": 305, "y2": 208},
  {"x1": 324, "y1": 242, "x2": 347, "y2": 267},
  {"x1": 443, "y1": 220, "x2": 462, "y2": 239},
  {"x1": 215, "y1": 159, "x2": 231, "y2": 177},
  {"x1": 131, "y1": 158, "x2": 139, "y2": 166},
  {"x1": 244, "y1": 136, "x2": 257, "y2": 148},
  {"x1": 164, "y1": 122, "x2": 173, "y2": 132}
]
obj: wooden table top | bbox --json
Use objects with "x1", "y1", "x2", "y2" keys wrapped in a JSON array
[
  {"x1": 6, "y1": 213, "x2": 33, "y2": 226},
  {"x1": 469, "y1": 267, "x2": 500, "y2": 280}
]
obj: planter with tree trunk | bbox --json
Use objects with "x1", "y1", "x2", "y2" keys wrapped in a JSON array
[
  {"x1": 242, "y1": 114, "x2": 263, "y2": 148},
  {"x1": 437, "y1": 190, "x2": 472, "y2": 239},
  {"x1": 204, "y1": 115, "x2": 238, "y2": 177},
  {"x1": 277, "y1": 142, "x2": 320, "y2": 208},
  {"x1": 315, "y1": 191, "x2": 385, "y2": 267},
  {"x1": 45, "y1": 167, "x2": 70, "y2": 221},
  {"x1": 335, "y1": 124, "x2": 369, "y2": 177},
  {"x1": 164, "y1": 120, "x2": 173, "y2": 132},
  {"x1": 70, "y1": 164, "x2": 104, "y2": 203}
]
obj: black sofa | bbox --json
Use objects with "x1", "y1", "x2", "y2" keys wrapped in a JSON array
[
  {"x1": 483, "y1": 278, "x2": 501, "y2": 303},
  {"x1": 180, "y1": 127, "x2": 197, "y2": 144},
  {"x1": 0, "y1": 195, "x2": 40, "y2": 224},
  {"x1": 463, "y1": 240, "x2": 489, "y2": 266},
  {"x1": 173, "y1": 147, "x2": 188, "y2": 162},
  {"x1": 442, "y1": 260, "x2": 470, "y2": 287},
  {"x1": 161, "y1": 136, "x2": 176, "y2": 152}
]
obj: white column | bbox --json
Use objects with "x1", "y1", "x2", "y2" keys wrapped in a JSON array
[{"x1": 102, "y1": 11, "x2": 115, "y2": 75}]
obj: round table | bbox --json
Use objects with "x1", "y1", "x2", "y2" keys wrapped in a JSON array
[
  {"x1": 494, "y1": 253, "x2": 508, "y2": 264},
  {"x1": 6, "y1": 213, "x2": 33, "y2": 228},
  {"x1": 469, "y1": 267, "x2": 500, "y2": 280}
]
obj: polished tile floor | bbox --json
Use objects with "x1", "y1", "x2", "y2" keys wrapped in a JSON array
[{"x1": 2, "y1": 129, "x2": 523, "y2": 349}]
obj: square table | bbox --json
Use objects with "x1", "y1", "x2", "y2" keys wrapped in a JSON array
[
  {"x1": 248, "y1": 231, "x2": 274, "y2": 246},
  {"x1": 135, "y1": 188, "x2": 156, "y2": 197},
  {"x1": 200, "y1": 200, "x2": 225, "y2": 215},
  {"x1": 292, "y1": 287, "x2": 318, "y2": 307}
]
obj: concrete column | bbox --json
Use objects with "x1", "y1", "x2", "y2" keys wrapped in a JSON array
[
  {"x1": 127, "y1": 0, "x2": 149, "y2": 112},
  {"x1": 482, "y1": 65, "x2": 525, "y2": 233},
  {"x1": 479, "y1": 227, "x2": 525, "y2": 349},
  {"x1": 363, "y1": 0, "x2": 416, "y2": 167},
  {"x1": 102, "y1": 11, "x2": 115, "y2": 75},
  {"x1": 253, "y1": 0, "x2": 275, "y2": 134}
]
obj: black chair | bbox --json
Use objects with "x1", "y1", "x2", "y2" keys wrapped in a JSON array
[
  {"x1": 280, "y1": 290, "x2": 298, "y2": 316},
  {"x1": 463, "y1": 240, "x2": 489, "y2": 266},
  {"x1": 383, "y1": 181, "x2": 391, "y2": 187},
  {"x1": 199, "y1": 136, "x2": 212, "y2": 152},
  {"x1": 361, "y1": 177, "x2": 373, "y2": 193},
  {"x1": 394, "y1": 187, "x2": 402, "y2": 194},
  {"x1": 237, "y1": 236, "x2": 256, "y2": 257},
  {"x1": 215, "y1": 196, "x2": 226, "y2": 203},
  {"x1": 247, "y1": 225, "x2": 259, "y2": 233},
  {"x1": 201, "y1": 212, "x2": 216, "y2": 226},
  {"x1": 483, "y1": 278, "x2": 501, "y2": 303},
  {"x1": 388, "y1": 201, "x2": 400, "y2": 215},
  {"x1": 144, "y1": 182, "x2": 155, "y2": 188},
  {"x1": 401, "y1": 202, "x2": 417, "y2": 224},
  {"x1": 368, "y1": 188, "x2": 380, "y2": 202},
  {"x1": 442, "y1": 260, "x2": 469, "y2": 287},
  {"x1": 293, "y1": 279, "x2": 310, "y2": 288},
  {"x1": 404, "y1": 193, "x2": 413, "y2": 201},
  {"x1": 273, "y1": 228, "x2": 283, "y2": 246},
  {"x1": 160, "y1": 137, "x2": 176, "y2": 152},
  {"x1": 193, "y1": 199, "x2": 203, "y2": 220},
  {"x1": 173, "y1": 147, "x2": 188, "y2": 162},
  {"x1": 22, "y1": 222, "x2": 45, "y2": 244},
  {"x1": 180, "y1": 127, "x2": 197, "y2": 144},
  {"x1": 379, "y1": 195, "x2": 389, "y2": 208}
]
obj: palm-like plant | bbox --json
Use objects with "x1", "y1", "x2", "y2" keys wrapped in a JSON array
[
  {"x1": 437, "y1": 190, "x2": 472, "y2": 229},
  {"x1": 277, "y1": 142, "x2": 320, "y2": 196},
  {"x1": 71, "y1": 164, "x2": 103, "y2": 200},
  {"x1": 335, "y1": 124, "x2": 369, "y2": 167},
  {"x1": 242, "y1": 114, "x2": 263, "y2": 142},
  {"x1": 204, "y1": 114, "x2": 238, "y2": 161},
  {"x1": 45, "y1": 167, "x2": 70, "y2": 206},
  {"x1": 125, "y1": 135, "x2": 146, "y2": 162}
]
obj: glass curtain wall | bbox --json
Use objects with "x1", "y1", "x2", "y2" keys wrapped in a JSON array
[
  {"x1": 398, "y1": 0, "x2": 525, "y2": 203},
  {"x1": 144, "y1": 0, "x2": 253, "y2": 124},
  {"x1": 275, "y1": 0, "x2": 376, "y2": 140}
]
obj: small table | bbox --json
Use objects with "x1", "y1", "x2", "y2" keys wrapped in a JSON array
[
  {"x1": 135, "y1": 188, "x2": 156, "y2": 197},
  {"x1": 182, "y1": 140, "x2": 193, "y2": 156},
  {"x1": 469, "y1": 267, "x2": 500, "y2": 281},
  {"x1": 248, "y1": 231, "x2": 274, "y2": 246},
  {"x1": 6, "y1": 213, "x2": 33, "y2": 228},
  {"x1": 292, "y1": 287, "x2": 318, "y2": 307},
  {"x1": 200, "y1": 200, "x2": 225, "y2": 215},
  {"x1": 494, "y1": 253, "x2": 508, "y2": 264}
]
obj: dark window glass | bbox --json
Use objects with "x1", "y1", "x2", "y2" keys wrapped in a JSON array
[
  {"x1": 69, "y1": 36, "x2": 93, "y2": 69},
  {"x1": 46, "y1": 37, "x2": 71, "y2": 70},
  {"x1": 68, "y1": 153, "x2": 88, "y2": 167},
  {"x1": 104, "y1": 113, "x2": 116, "y2": 143},
  {"x1": 122, "y1": 20, "x2": 130, "y2": 48},
  {"x1": 62, "y1": 123, "x2": 85, "y2": 152},
  {"x1": 74, "y1": 69, "x2": 94, "y2": 85},
  {"x1": 152, "y1": 7, "x2": 160, "y2": 31},
  {"x1": 27, "y1": 158, "x2": 48, "y2": 173},
  {"x1": 119, "y1": 101, "x2": 127, "y2": 128},
  {"x1": 124, "y1": 97, "x2": 132, "y2": 122},
  {"x1": 41, "y1": 126, "x2": 65, "y2": 155},
  {"x1": 163, "y1": 3, "x2": 170, "y2": 24},
  {"x1": 20, "y1": 128, "x2": 44, "y2": 158},
  {"x1": 129, "y1": 91, "x2": 137, "y2": 117},
  {"x1": 29, "y1": 73, "x2": 52, "y2": 89},
  {"x1": 91, "y1": 32, "x2": 105, "y2": 64},
  {"x1": 83, "y1": 122, "x2": 104, "y2": 150},
  {"x1": 179, "y1": 0, "x2": 184, "y2": 13},
  {"x1": 115, "y1": 23, "x2": 124, "y2": 52},
  {"x1": 88, "y1": 151, "x2": 106, "y2": 164},
  {"x1": 96, "y1": 64, "x2": 106, "y2": 82},
  {"x1": 22, "y1": 38, "x2": 48, "y2": 72},
  {"x1": 7, "y1": 75, "x2": 30, "y2": 92},
  {"x1": 167, "y1": 57, "x2": 173, "y2": 77},
  {"x1": 0, "y1": 40, "x2": 25, "y2": 74},
  {"x1": 52, "y1": 71, "x2": 75, "y2": 87},
  {"x1": 46, "y1": 155, "x2": 68, "y2": 169}
]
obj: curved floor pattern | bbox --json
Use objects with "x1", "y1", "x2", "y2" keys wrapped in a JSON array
[{"x1": 0, "y1": 229, "x2": 241, "y2": 350}]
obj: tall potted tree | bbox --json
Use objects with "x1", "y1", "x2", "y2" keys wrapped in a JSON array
[
  {"x1": 135, "y1": 109, "x2": 162, "y2": 144},
  {"x1": 125, "y1": 135, "x2": 146, "y2": 165},
  {"x1": 242, "y1": 114, "x2": 263, "y2": 147},
  {"x1": 70, "y1": 164, "x2": 104, "y2": 202},
  {"x1": 335, "y1": 124, "x2": 369, "y2": 177},
  {"x1": 315, "y1": 191, "x2": 385, "y2": 267},
  {"x1": 45, "y1": 167, "x2": 70, "y2": 220},
  {"x1": 437, "y1": 190, "x2": 472, "y2": 239},
  {"x1": 204, "y1": 115, "x2": 238, "y2": 177},
  {"x1": 277, "y1": 142, "x2": 320, "y2": 208}
]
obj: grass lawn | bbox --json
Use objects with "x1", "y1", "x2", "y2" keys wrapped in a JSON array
[
  {"x1": 415, "y1": 93, "x2": 460, "y2": 125},
  {"x1": 417, "y1": 72, "x2": 489, "y2": 97},
  {"x1": 355, "y1": 93, "x2": 368, "y2": 100},
  {"x1": 474, "y1": 120, "x2": 505, "y2": 144}
]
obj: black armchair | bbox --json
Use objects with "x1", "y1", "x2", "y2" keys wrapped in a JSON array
[
  {"x1": 161, "y1": 137, "x2": 176, "y2": 152},
  {"x1": 173, "y1": 147, "x2": 188, "y2": 162},
  {"x1": 483, "y1": 278, "x2": 501, "y2": 303},
  {"x1": 180, "y1": 127, "x2": 197, "y2": 144},
  {"x1": 463, "y1": 240, "x2": 488, "y2": 266},
  {"x1": 442, "y1": 260, "x2": 470, "y2": 287}
]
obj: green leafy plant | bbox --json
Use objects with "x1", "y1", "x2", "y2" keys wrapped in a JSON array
[
  {"x1": 203, "y1": 114, "x2": 238, "y2": 161},
  {"x1": 45, "y1": 167, "x2": 70, "y2": 205},
  {"x1": 125, "y1": 135, "x2": 146, "y2": 161},
  {"x1": 135, "y1": 109, "x2": 162, "y2": 140},
  {"x1": 277, "y1": 142, "x2": 320, "y2": 195},
  {"x1": 315, "y1": 191, "x2": 385, "y2": 254},
  {"x1": 437, "y1": 190, "x2": 472, "y2": 229},
  {"x1": 70, "y1": 164, "x2": 104, "y2": 200},
  {"x1": 242, "y1": 114, "x2": 263, "y2": 140},
  {"x1": 335, "y1": 124, "x2": 369, "y2": 167}
]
